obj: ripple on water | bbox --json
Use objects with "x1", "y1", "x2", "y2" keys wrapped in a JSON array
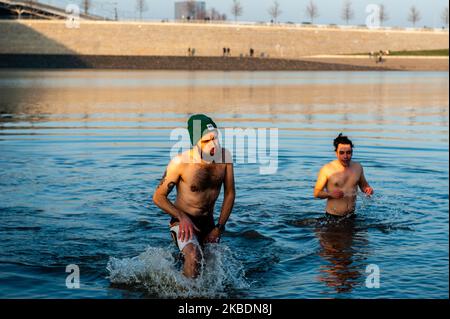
[
  {"x1": 106, "y1": 244, "x2": 249, "y2": 298},
  {"x1": 0, "y1": 70, "x2": 448, "y2": 298}
]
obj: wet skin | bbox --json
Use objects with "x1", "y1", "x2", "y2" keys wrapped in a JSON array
[
  {"x1": 153, "y1": 131, "x2": 235, "y2": 278},
  {"x1": 314, "y1": 143, "x2": 373, "y2": 216}
]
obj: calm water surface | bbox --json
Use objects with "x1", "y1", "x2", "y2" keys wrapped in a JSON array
[{"x1": 0, "y1": 70, "x2": 448, "y2": 298}]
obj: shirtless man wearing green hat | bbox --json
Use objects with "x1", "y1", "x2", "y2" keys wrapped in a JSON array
[{"x1": 153, "y1": 114, "x2": 235, "y2": 278}]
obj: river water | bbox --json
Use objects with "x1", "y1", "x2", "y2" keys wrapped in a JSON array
[{"x1": 0, "y1": 70, "x2": 448, "y2": 298}]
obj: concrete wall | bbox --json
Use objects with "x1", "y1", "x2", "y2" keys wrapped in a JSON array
[{"x1": 0, "y1": 20, "x2": 448, "y2": 58}]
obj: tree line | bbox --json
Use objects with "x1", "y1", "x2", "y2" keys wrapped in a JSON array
[
  {"x1": 41, "y1": 0, "x2": 449, "y2": 27},
  {"x1": 233, "y1": 0, "x2": 449, "y2": 28}
]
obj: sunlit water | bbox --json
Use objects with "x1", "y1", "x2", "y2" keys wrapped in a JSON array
[{"x1": 0, "y1": 70, "x2": 448, "y2": 298}]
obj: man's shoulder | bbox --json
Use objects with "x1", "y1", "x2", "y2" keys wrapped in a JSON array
[
  {"x1": 220, "y1": 147, "x2": 233, "y2": 164},
  {"x1": 169, "y1": 152, "x2": 189, "y2": 169},
  {"x1": 322, "y1": 160, "x2": 349, "y2": 175},
  {"x1": 351, "y1": 161, "x2": 363, "y2": 170},
  {"x1": 322, "y1": 161, "x2": 335, "y2": 172}
]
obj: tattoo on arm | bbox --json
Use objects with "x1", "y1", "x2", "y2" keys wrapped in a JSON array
[{"x1": 157, "y1": 170, "x2": 177, "y2": 194}]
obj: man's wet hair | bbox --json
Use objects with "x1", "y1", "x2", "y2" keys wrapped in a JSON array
[{"x1": 333, "y1": 133, "x2": 354, "y2": 151}]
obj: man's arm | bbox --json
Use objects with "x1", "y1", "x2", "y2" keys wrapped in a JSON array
[
  {"x1": 313, "y1": 166, "x2": 343, "y2": 199},
  {"x1": 205, "y1": 162, "x2": 235, "y2": 243},
  {"x1": 358, "y1": 166, "x2": 374, "y2": 195},
  {"x1": 152, "y1": 157, "x2": 199, "y2": 241},
  {"x1": 218, "y1": 162, "x2": 235, "y2": 226},
  {"x1": 314, "y1": 167, "x2": 331, "y2": 199},
  {"x1": 152, "y1": 157, "x2": 183, "y2": 219}
]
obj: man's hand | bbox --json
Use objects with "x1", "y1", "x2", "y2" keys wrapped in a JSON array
[
  {"x1": 178, "y1": 213, "x2": 200, "y2": 242},
  {"x1": 363, "y1": 186, "x2": 374, "y2": 196},
  {"x1": 205, "y1": 227, "x2": 221, "y2": 243},
  {"x1": 329, "y1": 190, "x2": 344, "y2": 199}
]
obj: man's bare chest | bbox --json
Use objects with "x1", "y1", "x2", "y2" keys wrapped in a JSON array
[
  {"x1": 328, "y1": 169, "x2": 360, "y2": 189},
  {"x1": 181, "y1": 164, "x2": 226, "y2": 193}
]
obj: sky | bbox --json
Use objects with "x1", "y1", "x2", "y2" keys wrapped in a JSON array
[{"x1": 40, "y1": 0, "x2": 449, "y2": 28}]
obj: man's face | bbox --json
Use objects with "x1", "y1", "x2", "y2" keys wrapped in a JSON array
[
  {"x1": 197, "y1": 130, "x2": 220, "y2": 159},
  {"x1": 336, "y1": 143, "x2": 353, "y2": 167}
]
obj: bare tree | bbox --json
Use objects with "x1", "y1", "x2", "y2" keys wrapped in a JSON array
[
  {"x1": 186, "y1": 0, "x2": 196, "y2": 20},
  {"x1": 209, "y1": 7, "x2": 218, "y2": 20},
  {"x1": 268, "y1": 0, "x2": 282, "y2": 23},
  {"x1": 407, "y1": 6, "x2": 421, "y2": 27},
  {"x1": 135, "y1": 0, "x2": 148, "y2": 21},
  {"x1": 341, "y1": 0, "x2": 354, "y2": 25},
  {"x1": 305, "y1": 0, "x2": 319, "y2": 24},
  {"x1": 208, "y1": 8, "x2": 226, "y2": 21},
  {"x1": 80, "y1": 0, "x2": 92, "y2": 15},
  {"x1": 231, "y1": 0, "x2": 243, "y2": 22},
  {"x1": 197, "y1": 7, "x2": 207, "y2": 20},
  {"x1": 378, "y1": 4, "x2": 389, "y2": 26},
  {"x1": 442, "y1": 7, "x2": 449, "y2": 27}
]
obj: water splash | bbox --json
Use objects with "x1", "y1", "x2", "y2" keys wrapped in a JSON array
[{"x1": 106, "y1": 244, "x2": 249, "y2": 298}]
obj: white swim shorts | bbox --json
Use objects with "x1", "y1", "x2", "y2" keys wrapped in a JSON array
[{"x1": 170, "y1": 224, "x2": 200, "y2": 252}]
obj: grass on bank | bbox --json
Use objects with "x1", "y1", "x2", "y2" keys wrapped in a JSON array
[{"x1": 348, "y1": 49, "x2": 449, "y2": 56}]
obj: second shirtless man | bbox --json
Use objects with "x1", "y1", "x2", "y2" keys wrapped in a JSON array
[
  {"x1": 153, "y1": 114, "x2": 235, "y2": 278},
  {"x1": 314, "y1": 133, "x2": 373, "y2": 217}
]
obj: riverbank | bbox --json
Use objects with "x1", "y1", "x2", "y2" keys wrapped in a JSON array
[
  {"x1": 302, "y1": 55, "x2": 449, "y2": 71},
  {"x1": 0, "y1": 54, "x2": 447, "y2": 71},
  {"x1": 1, "y1": 20, "x2": 448, "y2": 59},
  {"x1": 0, "y1": 54, "x2": 388, "y2": 71}
]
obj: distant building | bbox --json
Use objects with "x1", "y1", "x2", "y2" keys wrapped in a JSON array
[{"x1": 174, "y1": 1, "x2": 206, "y2": 20}]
